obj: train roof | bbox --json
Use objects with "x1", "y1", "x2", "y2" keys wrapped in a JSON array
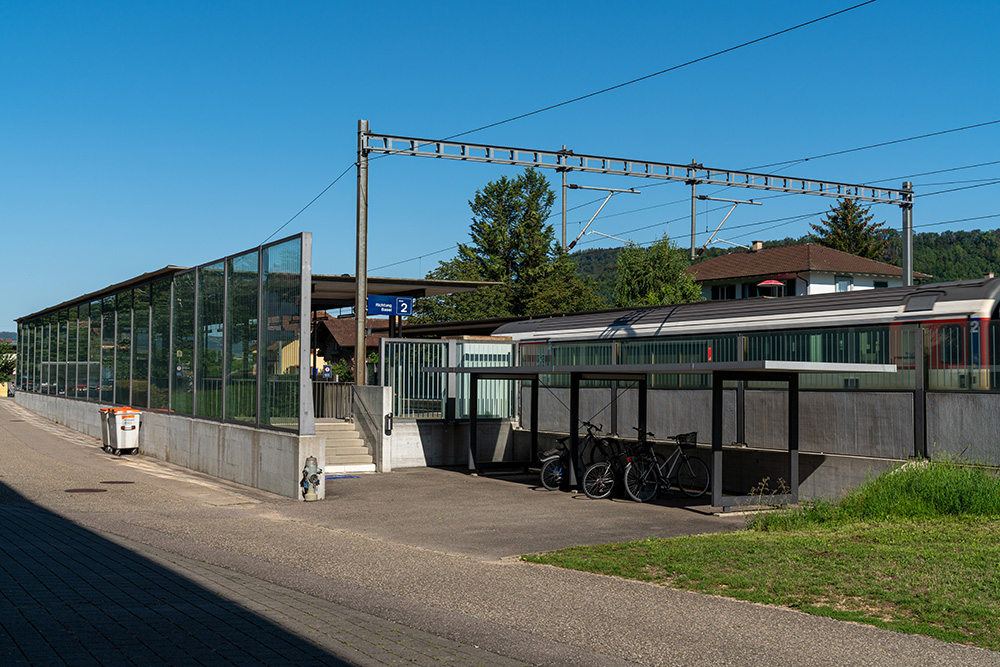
[{"x1": 492, "y1": 278, "x2": 1000, "y2": 342}]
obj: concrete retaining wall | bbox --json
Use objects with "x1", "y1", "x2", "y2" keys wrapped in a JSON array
[
  {"x1": 390, "y1": 419, "x2": 520, "y2": 468},
  {"x1": 15, "y1": 393, "x2": 324, "y2": 500}
]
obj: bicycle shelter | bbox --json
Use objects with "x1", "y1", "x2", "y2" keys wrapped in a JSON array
[{"x1": 427, "y1": 361, "x2": 896, "y2": 509}]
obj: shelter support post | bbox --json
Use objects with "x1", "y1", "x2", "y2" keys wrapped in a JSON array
[
  {"x1": 566, "y1": 372, "x2": 581, "y2": 490},
  {"x1": 711, "y1": 373, "x2": 724, "y2": 508},
  {"x1": 530, "y1": 377, "x2": 539, "y2": 462},
  {"x1": 712, "y1": 370, "x2": 799, "y2": 510},
  {"x1": 469, "y1": 372, "x2": 479, "y2": 473}
]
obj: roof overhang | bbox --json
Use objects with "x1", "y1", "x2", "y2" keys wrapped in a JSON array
[
  {"x1": 312, "y1": 274, "x2": 498, "y2": 311},
  {"x1": 16, "y1": 266, "x2": 186, "y2": 322},
  {"x1": 424, "y1": 360, "x2": 898, "y2": 380}
]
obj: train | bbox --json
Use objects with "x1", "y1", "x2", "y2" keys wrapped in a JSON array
[{"x1": 492, "y1": 277, "x2": 1000, "y2": 392}]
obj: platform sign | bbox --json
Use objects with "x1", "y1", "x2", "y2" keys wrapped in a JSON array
[
  {"x1": 395, "y1": 297, "x2": 413, "y2": 317},
  {"x1": 367, "y1": 295, "x2": 414, "y2": 317}
]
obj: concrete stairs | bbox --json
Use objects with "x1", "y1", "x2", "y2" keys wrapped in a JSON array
[{"x1": 317, "y1": 418, "x2": 375, "y2": 474}]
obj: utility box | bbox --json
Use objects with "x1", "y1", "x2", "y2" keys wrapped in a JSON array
[{"x1": 100, "y1": 407, "x2": 141, "y2": 456}]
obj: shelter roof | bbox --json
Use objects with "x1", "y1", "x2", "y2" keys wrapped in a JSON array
[
  {"x1": 688, "y1": 244, "x2": 930, "y2": 282},
  {"x1": 312, "y1": 274, "x2": 497, "y2": 311}
]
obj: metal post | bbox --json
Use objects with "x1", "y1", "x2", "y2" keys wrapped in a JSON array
[
  {"x1": 567, "y1": 372, "x2": 581, "y2": 490},
  {"x1": 355, "y1": 119, "x2": 370, "y2": 385},
  {"x1": 902, "y1": 181, "x2": 914, "y2": 287},
  {"x1": 469, "y1": 372, "x2": 479, "y2": 472},
  {"x1": 690, "y1": 181, "x2": 697, "y2": 260},
  {"x1": 787, "y1": 372, "x2": 799, "y2": 501},
  {"x1": 711, "y1": 372, "x2": 724, "y2": 508},
  {"x1": 530, "y1": 377, "x2": 539, "y2": 464},
  {"x1": 561, "y1": 146, "x2": 568, "y2": 252},
  {"x1": 298, "y1": 233, "x2": 315, "y2": 436}
]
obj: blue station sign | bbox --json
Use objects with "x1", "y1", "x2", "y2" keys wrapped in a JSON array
[{"x1": 366, "y1": 295, "x2": 414, "y2": 317}]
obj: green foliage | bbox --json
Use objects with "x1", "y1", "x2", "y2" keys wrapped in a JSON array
[
  {"x1": 810, "y1": 198, "x2": 890, "y2": 259},
  {"x1": 0, "y1": 339, "x2": 14, "y2": 383},
  {"x1": 748, "y1": 458, "x2": 1000, "y2": 531},
  {"x1": 613, "y1": 235, "x2": 703, "y2": 307},
  {"x1": 414, "y1": 168, "x2": 601, "y2": 322}
]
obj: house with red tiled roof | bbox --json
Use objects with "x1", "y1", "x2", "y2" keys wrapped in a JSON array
[{"x1": 687, "y1": 242, "x2": 930, "y2": 300}]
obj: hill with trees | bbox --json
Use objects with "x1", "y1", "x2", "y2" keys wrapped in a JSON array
[{"x1": 567, "y1": 228, "x2": 1000, "y2": 306}]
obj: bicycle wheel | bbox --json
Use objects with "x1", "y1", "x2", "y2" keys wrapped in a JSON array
[
  {"x1": 675, "y1": 455, "x2": 711, "y2": 498},
  {"x1": 582, "y1": 461, "x2": 615, "y2": 500},
  {"x1": 584, "y1": 437, "x2": 614, "y2": 466},
  {"x1": 540, "y1": 457, "x2": 564, "y2": 490},
  {"x1": 623, "y1": 458, "x2": 659, "y2": 502}
]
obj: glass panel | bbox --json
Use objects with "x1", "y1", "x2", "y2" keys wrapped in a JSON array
[
  {"x1": 116, "y1": 291, "x2": 132, "y2": 405},
  {"x1": 133, "y1": 285, "x2": 149, "y2": 408},
  {"x1": 226, "y1": 251, "x2": 258, "y2": 422},
  {"x1": 261, "y1": 239, "x2": 301, "y2": 430},
  {"x1": 101, "y1": 296, "x2": 115, "y2": 402},
  {"x1": 77, "y1": 303, "x2": 89, "y2": 400},
  {"x1": 57, "y1": 309, "x2": 67, "y2": 396},
  {"x1": 196, "y1": 262, "x2": 225, "y2": 419},
  {"x1": 88, "y1": 300, "x2": 101, "y2": 401},
  {"x1": 171, "y1": 272, "x2": 195, "y2": 415},
  {"x1": 149, "y1": 279, "x2": 172, "y2": 410},
  {"x1": 45, "y1": 315, "x2": 54, "y2": 395},
  {"x1": 455, "y1": 341, "x2": 515, "y2": 419},
  {"x1": 67, "y1": 306, "x2": 78, "y2": 397}
]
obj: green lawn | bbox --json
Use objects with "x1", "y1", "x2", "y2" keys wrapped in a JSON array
[{"x1": 523, "y1": 461, "x2": 1000, "y2": 650}]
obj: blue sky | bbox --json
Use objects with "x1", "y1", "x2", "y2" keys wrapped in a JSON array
[{"x1": 3, "y1": 1, "x2": 999, "y2": 330}]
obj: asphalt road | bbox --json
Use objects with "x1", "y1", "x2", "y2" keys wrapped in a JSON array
[{"x1": 1, "y1": 397, "x2": 996, "y2": 666}]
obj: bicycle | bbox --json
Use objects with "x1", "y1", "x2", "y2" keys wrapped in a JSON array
[
  {"x1": 538, "y1": 421, "x2": 609, "y2": 491},
  {"x1": 622, "y1": 430, "x2": 711, "y2": 502}
]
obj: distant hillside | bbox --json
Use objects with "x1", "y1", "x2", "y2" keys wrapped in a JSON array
[
  {"x1": 0, "y1": 331, "x2": 16, "y2": 343},
  {"x1": 567, "y1": 229, "x2": 1000, "y2": 302}
]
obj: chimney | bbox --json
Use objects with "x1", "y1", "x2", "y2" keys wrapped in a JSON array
[{"x1": 751, "y1": 240, "x2": 763, "y2": 252}]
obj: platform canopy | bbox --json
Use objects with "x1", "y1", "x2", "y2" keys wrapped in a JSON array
[{"x1": 311, "y1": 274, "x2": 496, "y2": 311}]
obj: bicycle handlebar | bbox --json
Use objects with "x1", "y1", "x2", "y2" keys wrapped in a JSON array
[{"x1": 631, "y1": 426, "x2": 654, "y2": 439}]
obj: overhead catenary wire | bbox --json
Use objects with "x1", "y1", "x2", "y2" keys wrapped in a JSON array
[{"x1": 264, "y1": 2, "x2": 880, "y2": 248}]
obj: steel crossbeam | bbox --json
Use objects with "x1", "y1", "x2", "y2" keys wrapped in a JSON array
[{"x1": 364, "y1": 133, "x2": 911, "y2": 206}]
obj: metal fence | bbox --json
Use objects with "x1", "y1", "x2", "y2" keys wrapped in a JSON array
[{"x1": 380, "y1": 338, "x2": 516, "y2": 419}]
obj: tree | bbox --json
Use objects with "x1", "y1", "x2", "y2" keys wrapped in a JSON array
[
  {"x1": 0, "y1": 339, "x2": 15, "y2": 383},
  {"x1": 414, "y1": 168, "x2": 602, "y2": 322},
  {"x1": 614, "y1": 235, "x2": 703, "y2": 307},
  {"x1": 810, "y1": 198, "x2": 890, "y2": 260}
]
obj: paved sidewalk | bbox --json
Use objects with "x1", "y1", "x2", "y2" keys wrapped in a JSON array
[{"x1": 0, "y1": 497, "x2": 526, "y2": 666}]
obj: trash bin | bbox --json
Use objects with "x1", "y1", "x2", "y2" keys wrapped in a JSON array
[
  {"x1": 99, "y1": 408, "x2": 113, "y2": 451},
  {"x1": 103, "y1": 407, "x2": 141, "y2": 456}
]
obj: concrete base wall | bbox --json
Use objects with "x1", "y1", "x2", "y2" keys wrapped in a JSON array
[
  {"x1": 927, "y1": 393, "x2": 1000, "y2": 465},
  {"x1": 390, "y1": 420, "x2": 519, "y2": 468},
  {"x1": 352, "y1": 385, "x2": 393, "y2": 472},
  {"x1": 15, "y1": 393, "x2": 324, "y2": 501}
]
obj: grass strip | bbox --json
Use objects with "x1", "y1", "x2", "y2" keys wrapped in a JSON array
[{"x1": 523, "y1": 460, "x2": 1000, "y2": 650}]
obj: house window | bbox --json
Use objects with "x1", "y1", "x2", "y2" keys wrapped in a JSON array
[
  {"x1": 711, "y1": 284, "x2": 737, "y2": 300},
  {"x1": 835, "y1": 275, "x2": 852, "y2": 292},
  {"x1": 874, "y1": 281, "x2": 888, "y2": 289}
]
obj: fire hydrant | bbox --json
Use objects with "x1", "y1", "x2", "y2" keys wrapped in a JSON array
[{"x1": 301, "y1": 456, "x2": 323, "y2": 502}]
